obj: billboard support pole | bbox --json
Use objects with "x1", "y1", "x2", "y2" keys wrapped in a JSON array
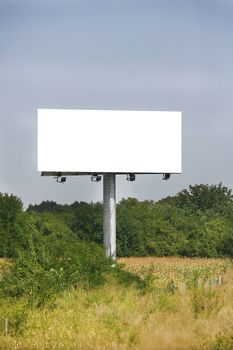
[{"x1": 103, "y1": 173, "x2": 116, "y2": 260}]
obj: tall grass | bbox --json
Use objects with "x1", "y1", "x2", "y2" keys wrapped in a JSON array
[{"x1": 0, "y1": 257, "x2": 232, "y2": 349}]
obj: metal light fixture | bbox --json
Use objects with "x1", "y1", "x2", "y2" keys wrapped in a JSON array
[
  {"x1": 127, "y1": 173, "x2": 136, "y2": 181},
  {"x1": 91, "y1": 174, "x2": 102, "y2": 182},
  {"x1": 162, "y1": 173, "x2": 171, "y2": 181}
]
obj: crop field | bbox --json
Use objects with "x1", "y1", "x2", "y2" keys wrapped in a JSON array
[
  {"x1": 118, "y1": 257, "x2": 230, "y2": 288},
  {"x1": 0, "y1": 257, "x2": 233, "y2": 350}
]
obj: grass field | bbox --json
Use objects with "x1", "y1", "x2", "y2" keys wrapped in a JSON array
[{"x1": 0, "y1": 257, "x2": 233, "y2": 349}]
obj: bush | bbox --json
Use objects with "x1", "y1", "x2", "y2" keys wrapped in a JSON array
[
  {"x1": 0, "y1": 239, "x2": 112, "y2": 306},
  {"x1": 0, "y1": 193, "x2": 25, "y2": 257}
]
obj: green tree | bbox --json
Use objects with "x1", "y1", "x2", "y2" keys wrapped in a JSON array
[
  {"x1": 70, "y1": 201, "x2": 103, "y2": 243},
  {"x1": 175, "y1": 183, "x2": 233, "y2": 215}
]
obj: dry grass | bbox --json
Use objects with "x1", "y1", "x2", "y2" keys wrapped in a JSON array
[
  {"x1": 138, "y1": 270, "x2": 233, "y2": 350},
  {"x1": 0, "y1": 258, "x2": 11, "y2": 267},
  {"x1": 117, "y1": 257, "x2": 230, "y2": 289},
  {"x1": 0, "y1": 257, "x2": 232, "y2": 350},
  {"x1": 118, "y1": 256, "x2": 227, "y2": 266}
]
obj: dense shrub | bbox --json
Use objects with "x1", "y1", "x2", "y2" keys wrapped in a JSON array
[
  {"x1": 0, "y1": 194, "x2": 28, "y2": 257},
  {"x1": 0, "y1": 239, "x2": 112, "y2": 306}
]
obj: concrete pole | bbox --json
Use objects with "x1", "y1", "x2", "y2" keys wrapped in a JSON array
[{"x1": 103, "y1": 173, "x2": 116, "y2": 260}]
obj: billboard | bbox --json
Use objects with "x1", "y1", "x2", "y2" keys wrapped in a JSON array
[{"x1": 37, "y1": 109, "x2": 182, "y2": 174}]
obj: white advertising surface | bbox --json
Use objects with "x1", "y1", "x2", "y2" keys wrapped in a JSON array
[{"x1": 37, "y1": 109, "x2": 182, "y2": 174}]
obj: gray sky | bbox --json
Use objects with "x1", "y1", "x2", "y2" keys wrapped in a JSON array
[{"x1": 0, "y1": 0, "x2": 233, "y2": 207}]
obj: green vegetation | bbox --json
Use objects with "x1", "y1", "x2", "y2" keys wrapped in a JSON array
[
  {"x1": 27, "y1": 183, "x2": 233, "y2": 258},
  {"x1": 1, "y1": 240, "x2": 111, "y2": 306},
  {"x1": 0, "y1": 183, "x2": 233, "y2": 349}
]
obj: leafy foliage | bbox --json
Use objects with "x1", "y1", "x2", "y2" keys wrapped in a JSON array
[
  {"x1": 174, "y1": 183, "x2": 233, "y2": 214},
  {"x1": 0, "y1": 239, "x2": 111, "y2": 306},
  {"x1": 1, "y1": 183, "x2": 233, "y2": 260},
  {"x1": 0, "y1": 194, "x2": 27, "y2": 257}
]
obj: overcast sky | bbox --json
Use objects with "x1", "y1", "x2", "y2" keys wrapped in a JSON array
[{"x1": 0, "y1": 0, "x2": 233, "y2": 207}]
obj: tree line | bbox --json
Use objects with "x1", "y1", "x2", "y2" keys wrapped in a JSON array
[{"x1": 0, "y1": 183, "x2": 233, "y2": 259}]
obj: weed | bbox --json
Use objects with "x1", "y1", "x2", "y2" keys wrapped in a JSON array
[
  {"x1": 205, "y1": 330, "x2": 233, "y2": 350},
  {"x1": 191, "y1": 288, "x2": 223, "y2": 318}
]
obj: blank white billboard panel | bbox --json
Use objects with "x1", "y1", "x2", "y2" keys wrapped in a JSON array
[{"x1": 37, "y1": 109, "x2": 182, "y2": 174}]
